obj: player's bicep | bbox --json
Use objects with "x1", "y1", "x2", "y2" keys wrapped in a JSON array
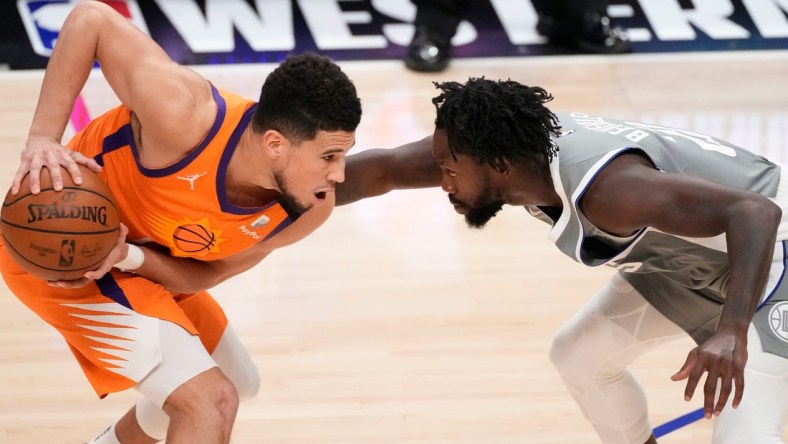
[
  {"x1": 582, "y1": 154, "x2": 737, "y2": 238},
  {"x1": 88, "y1": 2, "x2": 212, "y2": 140}
]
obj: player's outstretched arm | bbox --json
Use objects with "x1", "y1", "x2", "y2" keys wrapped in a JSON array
[
  {"x1": 336, "y1": 136, "x2": 442, "y2": 206},
  {"x1": 15, "y1": 2, "x2": 213, "y2": 196}
]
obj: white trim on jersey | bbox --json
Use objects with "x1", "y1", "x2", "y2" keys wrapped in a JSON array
[
  {"x1": 772, "y1": 162, "x2": 788, "y2": 242},
  {"x1": 565, "y1": 147, "x2": 636, "y2": 264},
  {"x1": 547, "y1": 156, "x2": 571, "y2": 244}
]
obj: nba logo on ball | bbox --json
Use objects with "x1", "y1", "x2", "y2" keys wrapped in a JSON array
[
  {"x1": 770, "y1": 302, "x2": 788, "y2": 342},
  {"x1": 59, "y1": 239, "x2": 75, "y2": 267},
  {"x1": 18, "y1": 0, "x2": 149, "y2": 57}
]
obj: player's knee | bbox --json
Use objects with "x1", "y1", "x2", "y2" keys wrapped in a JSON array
[
  {"x1": 164, "y1": 369, "x2": 240, "y2": 425},
  {"x1": 213, "y1": 381, "x2": 240, "y2": 423},
  {"x1": 204, "y1": 374, "x2": 240, "y2": 421},
  {"x1": 549, "y1": 317, "x2": 623, "y2": 387},
  {"x1": 549, "y1": 320, "x2": 587, "y2": 375}
]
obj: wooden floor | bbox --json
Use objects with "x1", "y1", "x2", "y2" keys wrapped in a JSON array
[{"x1": 1, "y1": 50, "x2": 787, "y2": 443}]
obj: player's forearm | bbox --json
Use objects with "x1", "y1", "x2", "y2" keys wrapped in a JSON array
[
  {"x1": 126, "y1": 245, "x2": 236, "y2": 294},
  {"x1": 336, "y1": 136, "x2": 441, "y2": 206},
  {"x1": 27, "y1": 3, "x2": 103, "y2": 142},
  {"x1": 718, "y1": 197, "x2": 782, "y2": 333},
  {"x1": 391, "y1": 136, "x2": 442, "y2": 191},
  {"x1": 335, "y1": 149, "x2": 389, "y2": 205}
]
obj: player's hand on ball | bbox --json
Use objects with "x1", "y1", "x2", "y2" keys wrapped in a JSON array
[
  {"x1": 47, "y1": 224, "x2": 130, "y2": 289},
  {"x1": 12, "y1": 135, "x2": 102, "y2": 195}
]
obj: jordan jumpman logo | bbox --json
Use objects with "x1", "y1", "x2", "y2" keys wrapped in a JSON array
[{"x1": 176, "y1": 172, "x2": 208, "y2": 190}]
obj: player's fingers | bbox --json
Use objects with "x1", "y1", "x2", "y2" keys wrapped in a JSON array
[
  {"x1": 714, "y1": 377, "x2": 732, "y2": 416},
  {"x1": 732, "y1": 371, "x2": 745, "y2": 409},
  {"x1": 702, "y1": 371, "x2": 720, "y2": 419},
  {"x1": 72, "y1": 151, "x2": 103, "y2": 174},
  {"x1": 672, "y1": 348, "x2": 698, "y2": 383},
  {"x1": 683, "y1": 362, "x2": 705, "y2": 402},
  {"x1": 10, "y1": 161, "x2": 32, "y2": 194},
  {"x1": 47, "y1": 164, "x2": 65, "y2": 191},
  {"x1": 84, "y1": 225, "x2": 130, "y2": 281},
  {"x1": 46, "y1": 149, "x2": 77, "y2": 191},
  {"x1": 60, "y1": 156, "x2": 84, "y2": 186},
  {"x1": 47, "y1": 278, "x2": 90, "y2": 289},
  {"x1": 83, "y1": 268, "x2": 110, "y2": 281},
  {"x1": 117, "y1": 223, "x2": 129, "y2": 242},
  {"x1": 27, "y1": 160, "x2": 44, "y2": 194}
]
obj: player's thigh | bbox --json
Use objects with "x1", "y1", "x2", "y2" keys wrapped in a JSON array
[
  {"x1": 554, "y1": 273, "x2": 685, "y2": 342},
  {"x1": 1, "y1": 270, "x2": 223, "y2": 401}
]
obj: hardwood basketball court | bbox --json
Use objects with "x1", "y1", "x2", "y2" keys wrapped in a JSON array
[{"x1": 0, "y1": 50, "x2": 786, "y2": 443}]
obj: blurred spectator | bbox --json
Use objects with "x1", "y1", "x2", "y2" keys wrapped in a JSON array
[{"x1": 405, "y1": 0, "x2": 631, "y2": 72}]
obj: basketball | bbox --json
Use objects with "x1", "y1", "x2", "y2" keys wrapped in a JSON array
[{"x1": 0, "y1": 165, "x2": 120, "y2": 281}]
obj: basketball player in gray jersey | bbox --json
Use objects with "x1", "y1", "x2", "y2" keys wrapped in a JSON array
[{"x1": 338, "y1": 77, "x2": 788, "y2": 443}]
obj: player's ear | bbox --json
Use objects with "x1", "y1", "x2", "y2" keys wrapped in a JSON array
[
  {"x1": 261, "y1": 129, "x2": 286, "y2": 159},
  {"x1": 497, "y1": 159, "x2": 512, "y2": 177}
]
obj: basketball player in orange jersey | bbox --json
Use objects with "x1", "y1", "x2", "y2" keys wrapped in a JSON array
[{"x1": 0, "y1": 2, "x2": 435, "y2": 444}]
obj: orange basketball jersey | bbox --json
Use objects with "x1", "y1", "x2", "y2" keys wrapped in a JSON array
[{"x1": 67, "y1": 85, "x2": 299, "y2": 260}]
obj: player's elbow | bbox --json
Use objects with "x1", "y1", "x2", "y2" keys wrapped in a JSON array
[
  {"x1": 735, "y1": 194, "x2": 782, "y2": 234},
  {"x1": 755, "y1": 195, "x2": 781, "y2": 226},
  {"x1": 69, "y1": 1, "x2": 114, "y2": 26}
]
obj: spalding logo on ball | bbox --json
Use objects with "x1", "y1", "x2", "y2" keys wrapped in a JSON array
[{"x1": 0, "y1": 165, "x2": 120, "y2": 281}]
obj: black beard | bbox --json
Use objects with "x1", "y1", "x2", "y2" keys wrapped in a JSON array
[
  {"x1": 449, "y1": 194, "x2": 504, "y2": 229},
  {"x1": 464, "y1": 200, "x2": 504, "y2": 228},
  {"x1": 274, "y1": 171, "x2": 310, "y2": 216}
]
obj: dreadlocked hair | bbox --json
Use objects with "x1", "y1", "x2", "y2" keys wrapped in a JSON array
[{"x1": 432, "y1": 78, "x2": 561, "y2": 174}]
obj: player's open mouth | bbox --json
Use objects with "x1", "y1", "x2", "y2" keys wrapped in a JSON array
[{"x1": 314, "y1": 191, "x2": 327, "y2": 202}]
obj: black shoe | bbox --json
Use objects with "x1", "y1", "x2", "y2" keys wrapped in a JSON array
[
  {"x1": 404, "y1": 26, "x2": 452, "y2": 72},
  {"x1": 575, "y1": 13, "x2": 631, "y2": 54},
  {"x1": 537, "y1": 13, "x2": 631, "y2": 54}
]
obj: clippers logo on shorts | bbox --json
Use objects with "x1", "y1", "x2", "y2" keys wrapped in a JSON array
[
  {"x1": 18, "y1": 0, "x2": 149, "y2": 57},
  {"x1": 769, "y1": 301, "x2": 788, "y2": 343}
]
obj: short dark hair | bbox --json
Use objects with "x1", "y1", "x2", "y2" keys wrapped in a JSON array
[
  {"x1": 252, "y1": 52, "x2": 362, "y2": 144},
  {"x1": 432, "y1": 78, "x2": 561, "y2": 174}
]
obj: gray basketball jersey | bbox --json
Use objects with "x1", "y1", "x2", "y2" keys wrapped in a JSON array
[{"x1": 526, "y1": 112, "x2": 788, "y2": 356}]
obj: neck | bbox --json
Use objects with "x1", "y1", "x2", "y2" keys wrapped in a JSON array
[
  {"x1": 224, "y1": 127, "x2": 281, "y2": 207},
  {"x1": 505, "y1": 163, "x2": 562, "y2": 207},
  {"x1": 227, "y1": 127, "x2": 276, "y2": 191}
]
